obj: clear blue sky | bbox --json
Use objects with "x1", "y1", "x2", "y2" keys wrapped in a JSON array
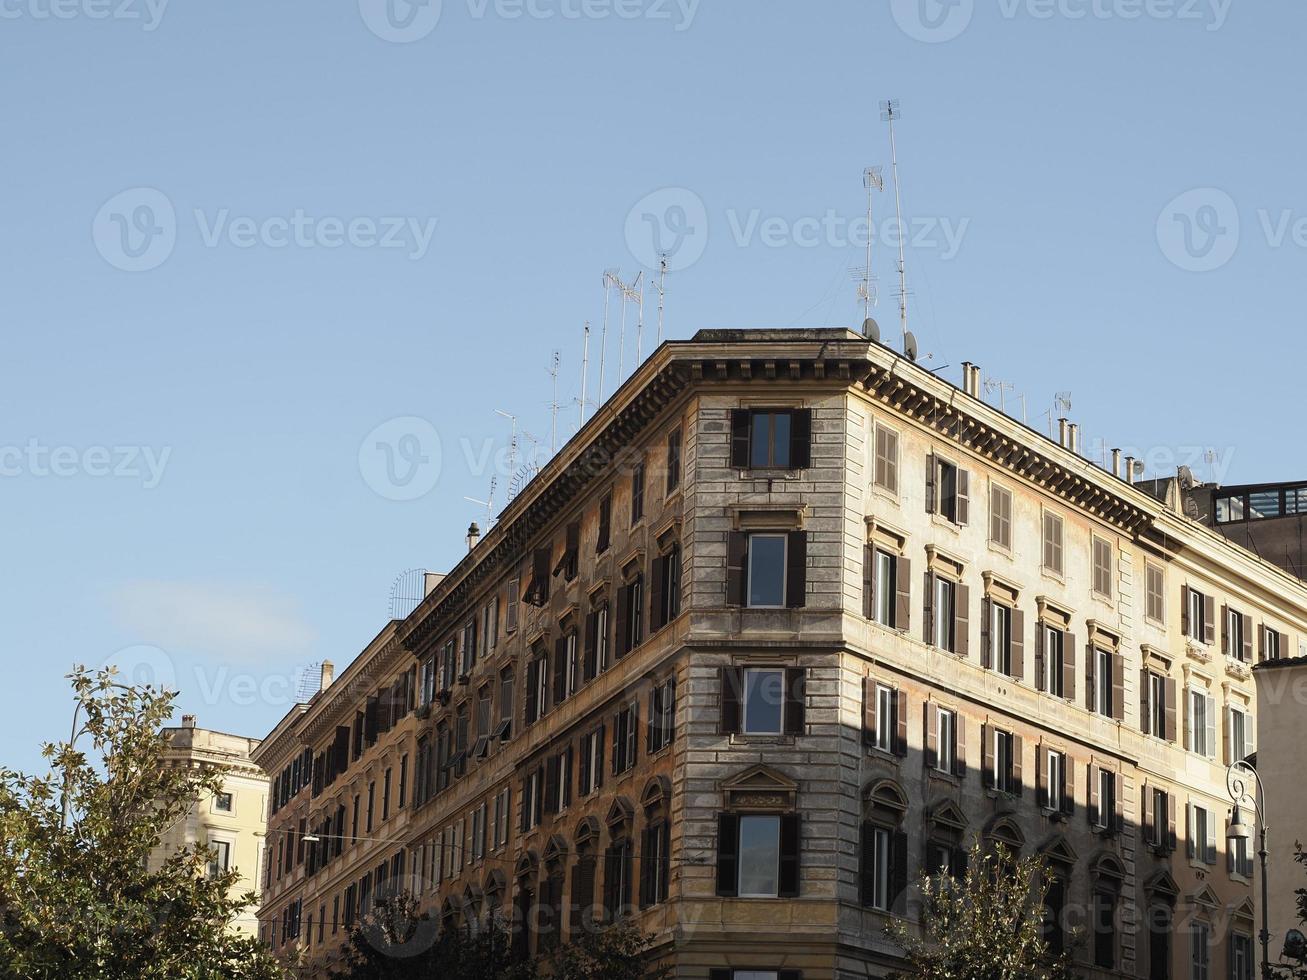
[{"x1": 2, "y1": 0, "x2": 1301, "y2": 773}]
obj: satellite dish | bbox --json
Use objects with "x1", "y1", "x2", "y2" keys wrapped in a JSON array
[
  {"x1": 1178, "y1": 465, "x2": 1197, "y2": 491},
  {"x1": 862, "y1": 317, "x2": 880, "y2": 342},
  {"x1": 904, "y1": 331, "x2": 918, "y2": 362}
]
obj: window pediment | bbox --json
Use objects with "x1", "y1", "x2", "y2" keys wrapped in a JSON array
[
  {"x1": 721, "y1": 764, "x2": 798, "y2": 810},
  {"x1": 730, "y1": 504, "x2": 807, "y2": 531},
  {"x1": 1189, "y1": 884, "x2": 1222, "y2": 910},
  {"x1": 641, "y1": 775, "x2": 672, "y2": 810},
  {"x1": 925, "y1": 544, "x2": 965, "y2": 579},
  {"x1": 927, "y1": 798, "x2": 968, "y2": 832},
  {"x1": 1039, "y1": 833, "x2": 1078, "y2": 867},
  {"x1": 982, "y1": 571, "x2": 1020, "y2": 606},
  {"x1": 605, "y1": 797, "x2": 634, "y2": 829},
  {"x1": 1036, "y1": 595, "x2": 1073, "y2": 629},
  {"x1": 862, "y1": 778, "x2": 908, "y2": 813},
  {"x1": 1085, "y1": 619, "x2": 1121, "y2": 651}
]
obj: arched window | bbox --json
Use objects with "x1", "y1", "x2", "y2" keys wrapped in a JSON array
[
  {"x1": 570, "y1": 818, "x2": 601, "y2": 938},
  {"x1": 513, "y1": 852, "x2": 538, "y2": 961},
  {"x1": 483, "y1": 870, "x2": 507, "y2": 930},
  {"x1": 462, "y1": 884, "x2": 483, "y2": 935},
  {"x1": 639, "y1": 778, "x2": 672, "y2": 909},
  {"x1": 441, "y1": 897, "x2": 459, "y2": 936},
  {"x1": 602, "y1": 799, "x2": 635, "y2": 922},
  {"x1": 924, "y1": 799, "x2": 969, "y2": 881},
  {"x1": 860, "y1": 780, "x2": 908, "y2": 913},
  {"x1": 1036, "y1": 834, "x2": 1076, "y2": 958},
  {"x1": 539, "y1": 836, "x2": 568, "y2": 953},
  {"x1": 1090, "y1": 854, "x2": 1125, "y2": 971}
]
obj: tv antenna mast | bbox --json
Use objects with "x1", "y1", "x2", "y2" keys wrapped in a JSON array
[
  {"x1": 547, "y1": 350, "x2": 561, "y2": 454},
  {"x1": 577, "y1": 321, "x2": 594, "y2": 428},
  {"x1": 494, "y1": 409, "x2": 519, "y2": 485},
  {"x1": 604, "y1": 270, "x2": 644, "y2": 383},
  {"x1": 464, "y1": 475, "x2": 498, "y2": 526},
  {"x1": 983, "y1": 375, "x2": 1027, "y2": 423},
  {"x1": 653, "y1": 254, "x2": 668, "y2": 345},
  {"x1": 856, "y1": 166, "x2": 885, "y2": 324},
  {"x1": 881, "y1": 99, "x2": 910, "y2": 348}
]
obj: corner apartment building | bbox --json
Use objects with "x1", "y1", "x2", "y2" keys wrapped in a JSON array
[
  {"x1": 151, "y1": 715, "x2": 267, "y2": 937},
  {"x1": 254, "y1": 328, "x2": 1307, "y2": 979}
]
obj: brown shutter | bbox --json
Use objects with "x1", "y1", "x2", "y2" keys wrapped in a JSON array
[
  {"x1": 583, "y1": 610, "x2": 598, "y2": 683},
  {"x1": 1203, "y1": 594, "x2": 1216, "y2": 645},
  {"x1": 895, "y1": 556, "x2": 912, "y2": 632},
  {"x1": 1062, "y1": 634, "x2": 1076, "y2": 704},
  {"x1": 1140, "y1": 669, "x2": 1151, "y2": 736},
  {"x1": 785, "y1": 531, "x2": 807, "y2": 608},
  {"x1": 858, "y1": 822, "x2": 877, "y2": 906},
  {"x1": 982, "y1": 724, "x2": 994, "y2": 788},
  {"x1": 789, "y1": 409, "x2": 812, "y2": 469},
  {"x1": 1241, "y1": 614, "x2": 1254, "y2": 662},
  {"x1": 716, "y1": 814, "x2": 738, "y2": 896},
  {"x1": 1114, "y1": 772, "x2": 1125, "y2": 832},
  {"x1": 783, "y1": 668, "x2": 805, "y2": 735},
  {"x1": 955, "y1": 583, "x2": 970, "y2": 658},
  {"x1": 1035, "y1": 624, "x2": 1045, "y2": 691},
  {"x1": 890, "y1": 830, "x2": 908, "y2": 914},
  {"x1": 925, "y1": 702, "x2": 938, "y2": 770},
  {"x1": 778, "y1": 814, "x2": 801, "y2": 898},
  {"x1": 1223, "y1": 706, "x2": 1231, "y2": 765},
  {"x1": 894, "y1": 689, "x2": 908, "y2": 757},
  {"x1": 954, "y1": 713, "x2": 967, "y2": 778},
  {"x1": 726, "y1": 531, "x2": 748, "y2": 607},
  {"x1": 720, "y1": 668, "x2": 742, "y2": 734},
  {"x1": 1259, "y1": 623, "x2": 1266, "y2": 662},
  {"x1": 1142, "y1": 784, "x2": 1155, "y2": 846},
  {"x1": 553, "y1": 636, "x2": 568, "y2": 706},
  {"x1": 1111, "y1": 653, "x2": 1124, "y2": 721},
  {"x1": 925, "y1": 454, "x2": 937, "y2": 514},
  {"x1": 595, "y1": 725, "x2": 605, "y2": 789},
  {"x1": 1221, "y1": 604, "x2": 1230, "y2": 656},
  {"x1": 862, "y1": 676, "x2": 877, "y2": 747},
  {"x1": 1089, "y1": 764, "x2": 1100, "y2": 828},
  {"x1": 1036, "y1": 743, "x2": 1048, "y2": 809},
  {"x1": 1167, "y1": 792, "x2": 1177, "y2": 852},
  {"x1": 1012, "y1": 735, "x2": 1024, "y2": 796},
  {"x1": 613, "y1": 585, "x2": 630, "y2": 659},
  {"x1": 1180, "y1": 584, "x2": 1190, "y2": 637},
  {"x1": 1011, "y1": 608, "x2": 1025, "y2": 681},
  {"x1": 1164, "y1": 677, "x2": 1178, "y2": 742},
  {"x1": 980, "y1": 598, "x2": 992, "y2": 669},
  {"x1": 863, "y1": 545, "x2": 875, "y2": 619},
  {"x1": 1063, "y1": 755, "x2": 1075, "y2": 815},
  {"x1": 729, "y1": 410, "x2": 750, "y2": 468},
  {"x1": 956, "y1": 468, "x2": 971, "y2": 526},
  {"x1": 1085, "y1": 642, "x2": 1096, "y2": 711},
  {"x1": 923, "y1": 571, "x2": 935, "y2": 646},
  {"x1": 648, "y1": 554, "x2": 665, "y2": 632}
]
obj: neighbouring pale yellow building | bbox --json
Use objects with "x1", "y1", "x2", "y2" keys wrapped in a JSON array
[{"x1": 152, "y1": 715, "x2": 268, "y2": 937}]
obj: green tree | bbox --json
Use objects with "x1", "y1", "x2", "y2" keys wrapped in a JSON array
[
  {"x1": 1269, "y1": 844, "x2": 1307, "y2": 979},
  {"x1": 0, "y1": 667, "x2": 285, "y2": 980},
  {"x1": 546, "y1": 919, "x2": 670, "y2": 980},
  {"x1": 885, "y1": 843, "x2": 1078, "y2": 980}
]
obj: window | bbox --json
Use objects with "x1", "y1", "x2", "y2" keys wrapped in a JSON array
[
  {"x1": 366, "y1": 781, "x2": 375, "y2": 833},
  {"x1": 1042, "y1": 626, "x2": 1065, "y2": 697},
  {"x1": 419, "y1": 656, "x2": 436, "y2": 707},
  {"x1": 1191, "y1": 921, "x2": 1211, "y2": 980},
  {"x1": 461, "y1": 618, "x2": 478, "y2": 674},
  {"x1": 1092, "y1": 890, "x2": 1116, "y2": 969},
  {"x1": 935, "y1": 708, "x2": 956, "y2": 774},
  {"x1": 207, "y1": 840, "x2": 231, "y2": 878},
  {"x1": 738, "y1": 815, "x2": 781, "y2": 897},
  {"x1": 1092, "y1": 536, "x2": 1112, "y2": 598},
  {"x1": 1042, "y1": 512, "x2": 1064, "y2": 575},
  {"x1": 743, "y1": 668, "x2": 784, "y2": 735},
  {"x1": 747, "y1": 533, "x2": 787, "y2": 608},
  {"x1": 579, "y1": 726, "x2": 605, "y2": 796},
  {"x1": 1093, "y1": 647, "x2": 1113, "y2": 718},
  {"x1": 864, "y1": 824, "x2": 891, "y2": 910},
  {"x1": 1188, "y1": 689, "x2": 1214, "y2": 757},
  {"x1": 1228, "y1": 706, "x2": 1250, "y2": 764},
  {"x1": 595, "y1": 604, "x2": 610, "y2": 674},
  {"x1": 1188, "y1": 803, "x2": 1217, "y2": 864},
  {"x1": 597, "y1": 493, "x2": 612, "y2": 554},
  {"x1": 874, "y1": 423, "x2": 899, "y2": 494},
  {"x1": 527, "y1": 651, "x2": 548, "y2": 726},
  {"x1": 990, "y1": 482, "x2": 1012, "y2": 549},
  {"x1": 639, "y1": 816, "x2": 671, "y2": 908},
  {"x1": 1046, "y1": 751, "x2": 1064, "y2": 813},
  {"x1": 650, "y1": 543, "x2": 682, "y2": 631},
  {"x1": 1186, "y1": 586, "x2": 1210, "y2": 643},
  {"x1": 1148, "y1": 903, "x2": 1172, "y2": 980},
  {"x1": 617, "y1": 575, "x2": 644, "y2": 656},
  {"x1": 1146, "y1": 563, "x2": 1165, "y2": 623},
  {"x1": 1147, "y1": 787, "x2": 1172, "y2": 849},
  {"x1": 630, "y1": 462, "x2": 645, "y2": 524},
  {"x1": 522, "y1": 769, "x2": 542, "y2": 832},
  {"x1": 933, "y1": 576, "x2": 957, "y2": 653},
  {"x1": 382, "y1": 768, "x2": 392, "y2": 821},
  {"x1": 1232, "y1": 832, "x2": 1253, "y2": 879},
  {"x1": 492, "y1": 786, "x2": 511, "y2": 850},
  {"x1": 497, "y1": 669, "x2": 514, "y2": 738},
  {"x1": 872, "y1": 548, "x2": 896, "y2": 628},
  {"x1": 1096, "y1": 768, "x2": 1116, "y2": 831},
  {"x1": 1225, "y1": 606, "x2": 1247, "y2": 660},
  {"x1": 214, "y1": 791, "x2": 233, "y2": 813},
  {"x1": 988, "y1": 601, "x2": 1015, "y2": 676},
  {"x1": 928, "y1": 455, "x2": 970, "y2": 525},
  {"x1": 483, "y1": 596, "x2": 498, "y2": 653},
  {"x1": 731, "y1": 408, "x2": 810, "y2": 470},
  {"x1": 506, "y1": 579, "x2": 520, "y2": 632},
  {"x1": 398, "y1": 755, "x2": 407, "y2": 809},
  {"x1": 1265, "y1": 625, "x2": 1282, "y2": 660},
  {"x1": 993, "y1": 729, "x2": 1016, "y2": 794},
  {"x1": 1231, "y1": 934, "x2": 1254, "y2": 980},
  {"x1": 649, "y1": 679, "x2": 676, "y2": 753},
  {"x1": 871, "y1": 684, "x2": 895, "y2": 752},
  {"x1": 612, "y1": 700, "x2": 640, "y2": 774},
  {"x1": 665, "y1": 427, "x2": 681, "y2": 492},
  {"x1": 1144, "y1": 670, "x2": 1169, "y2": 739}
]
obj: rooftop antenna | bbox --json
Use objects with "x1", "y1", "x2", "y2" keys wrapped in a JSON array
[
  {"x1": 494, "y1": 409, "x2": 519, "y2": 485},
  {"x1": 599, "y1": 271, "x2": 616, "y2": 404},
  {"x1": 547, "y1": 350, "x2": 561, "y2": 454},
  {"x1": 654, "y1": 254, "x2": 668, "y2": 344},
  {"x1": 880, "y1": 99, "x2": 910, "y2": 349},
  {"x1": 983, "y1": 375, "x2": 1015, "y2": 413},
  {"x1": 578, "y1": 321, "x2": 591, "y2": 428},
  {"x1": 463, "y1": 475, "x2": 497, "y2": 526},
  {"x1": 858, "y1": 166, "x2": 885, "y2": 326}
]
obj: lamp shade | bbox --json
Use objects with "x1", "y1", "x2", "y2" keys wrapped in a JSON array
[{"x1": 1226, "y1": 804, "x2": 1252, "y2": 843}]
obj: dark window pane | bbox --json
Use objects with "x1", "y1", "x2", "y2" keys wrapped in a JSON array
[
  {"x1": 743, "y1": 669, "x2": 784, "y2": 734},
  {"x1": 737, "y1": 815, "x2": 780, "y2": 896},
  {"x1": 748, "y1": 535, "x2": 787, "y2": 607},
  {"x1": 750, "y1": 414, "x2": 772, "y2": 468},
  {"x1": 772, "y1": 412, "x2": 791, "y2": 468}
]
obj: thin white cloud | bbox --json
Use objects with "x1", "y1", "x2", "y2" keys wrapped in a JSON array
[{"x1": 108, "y1": 580, "x2": 316, "y2": 664}]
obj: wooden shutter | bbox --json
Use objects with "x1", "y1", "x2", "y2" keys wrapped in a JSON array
[
  {"x1": 614, "y1": 584, "x2": 630, "y2": 659},
  {"x1": 895, "y1": 556, "x2": 912, "y2": 631},
  {"x1": 1221, "y1": 604, "x2": 1230, "y2": 656},
  {"x1": 1089, "y1": 765, "x2": 1100, "y2": 828},
  {"x1": 955, "y1": 583, "x2": 970, "y2": 657},
  {"x1": 1111, "y1": 653, "x2": 1125, "y2": 721},
  {"x1": 783, "y1": 667, "x2": 806, "y2": 735},
  {"x1": 1063, "y1": 755, "x2": 1075, "y2": 815},
  {"x1": 1185, "y1": 803, "x2": 1195, "y2": 859},
  {"x1": 525, "y1": 659, "x2": 539, "y2": 725},
  {"x1": 1167, "y1": 793, "x2": 1177, "y2": 852},
  {"x1": 638, "y1": 827, "x2": 654, "y2": 909},
  {"x1": 778, "y1": 814, "x2": 801, "y2": 897},
  {"x1": 716, "y1": 815, "x2": 737, "y2": 898},
  {"x1": 890, "y1": 830, "x2": 908, "y2": 914},
  {"x1": 954, "y1": 713, "x2": 967, "y2": 778},
  {"x1": 789, "y1": 409, "x2": 812, "y2": 469},
  {"x1": 649, "y1": 554, "x2": 665, "y2": 632},
  {"x1": 578, "y1": 734, "x2": 591, "y2": 794},
  {"x1": 925, "y1": 454, "x2": 937, "y2": 514},
  {"x1": 1164, "y1": 678, "x2": 1178, "y2": 743},
  {"x1": 1062, "y1": 634, "x2": 1075, "y2": 703},
  {"x1": 726, "y1": 532, "x2": 747, "y2": 606},
  {"x1": 583, "y1": 610, "x2": 598, "y2": 682},
  {"x1": 785, "y1": 531, "x2": 807, "y2": 608},
  {"x1": 863, "y1": 545, "x2": 875, "y2": 619},
  {"x1": 710, "y1": 972, "x2": 732, "y2": 980},
  {"x1": 1036, "y1": 743, "x2": 1049, "y2": 809},
  {"x1": 923, "y1": 571, "x2": 935, "y2": 646},
  {"x1": 1203, "y1": 594, "x2": 1216, "y2": 645},
  {"x1": 1140, "y1": 669, "x2": 1152, "y2": 736},
  {"x1": 553, "y1": 637, "x2": 568, "y2": 706},
  {"x1": 1205, "y1": 696, "x2": 1216, "y2": 759},
  {"x1": 1241, "y1": 614, "x2": 1254, "y2": 662},
  {"x1": 980, "y1": 598, "x2": 992, "y2": 669},
  {"x1": 862, "y1": 676, "x2": 876, "y2": 746},
  {"x1": 720, "y1": 668, "x2": 743, "y2": 734},
  {"x1": 570, "y1": 857, "x2": 595, "y2": 938},
  {"x1": 859, "y1": 822, "x2": 877, "y2": 907},
  {"x1": 1180, "y1": 585, "x2": 1190, "y2": 637},
  {"x1": 1012, "y1": 609, "x2": 1025, "y2": 681},
  {"x1": 956, "y1": 468, "x2": 971, "y2": 526},
  {"x1": 544, "y1": 755, "x2": 560, "y2": 814},
  {"x1": 982, "y1": 724, "x2": 994, "y2": 788},
  {"x1": 1012, "y1": 735, "x2": 1024, "y2": 795},
  {"x1": 1034, "y1": 624, "x2": 1045, "y2": 691},
  {"x1": 1142, "y1": 785, "x2": 1155, "y2": 846},
  {"x1": 730, "y1": 410, "x2": 751, "y2": 468},
  {"x1": 1114, "y1": 772, "x2": 1125, "y2": 832},
  {"x1": 595, "y1": 725, "x2": 605, "y2": 789},
  {"x1": 924, "y1": 702, "x2": 938, "y2": 770},
  {"x1": 1085, "y1": 642, "x2": 1097, "y2": 711},
  {"x1": 894, "y1": 689, "x2": 908, "y2": 757}
]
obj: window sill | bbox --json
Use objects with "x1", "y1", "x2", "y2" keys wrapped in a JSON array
[
  {"x1": 929, "y1": 514, "x2": 963, "y2": 534},
  {"x1": 927, "y1": 767, "x2": 959, "y2": 785},
  {"x1": 731, "y1": 734, "x2": 797, "y2": 747},
  {"x1": 870, "y1": 483, "x2": 899, "y2": 505},
  {"x1": 1040, "y1": 568, "x2": 1066, "y2": 586}
]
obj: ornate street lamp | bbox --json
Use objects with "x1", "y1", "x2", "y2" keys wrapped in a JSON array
[{"x1": 1227, "y1": 760, "x2": 1271, "y2": 979}]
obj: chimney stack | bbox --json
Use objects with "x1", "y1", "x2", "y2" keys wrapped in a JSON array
[
  {"x1": 1058, "y1": 418, "x2": 1069, "y2": 448},
  {"x1": 1068, "y1": 423, "x2": 1080, "y2": 455},
  {"x1": 466, "y1": 522, "x2": 481, "y2": 552},
  {"x1": 1125, "y1": 456, "x2": 1137, "y2": 484},
  {"x1": 1111, "y1": 449, "x2": 1122, "y2": 479},
  {"x1": 320, "y1": 661, "x2": 335, "y2": 691},
  {"x1": 181, "y1": 714, "x2": 196, "y2": 729}
]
